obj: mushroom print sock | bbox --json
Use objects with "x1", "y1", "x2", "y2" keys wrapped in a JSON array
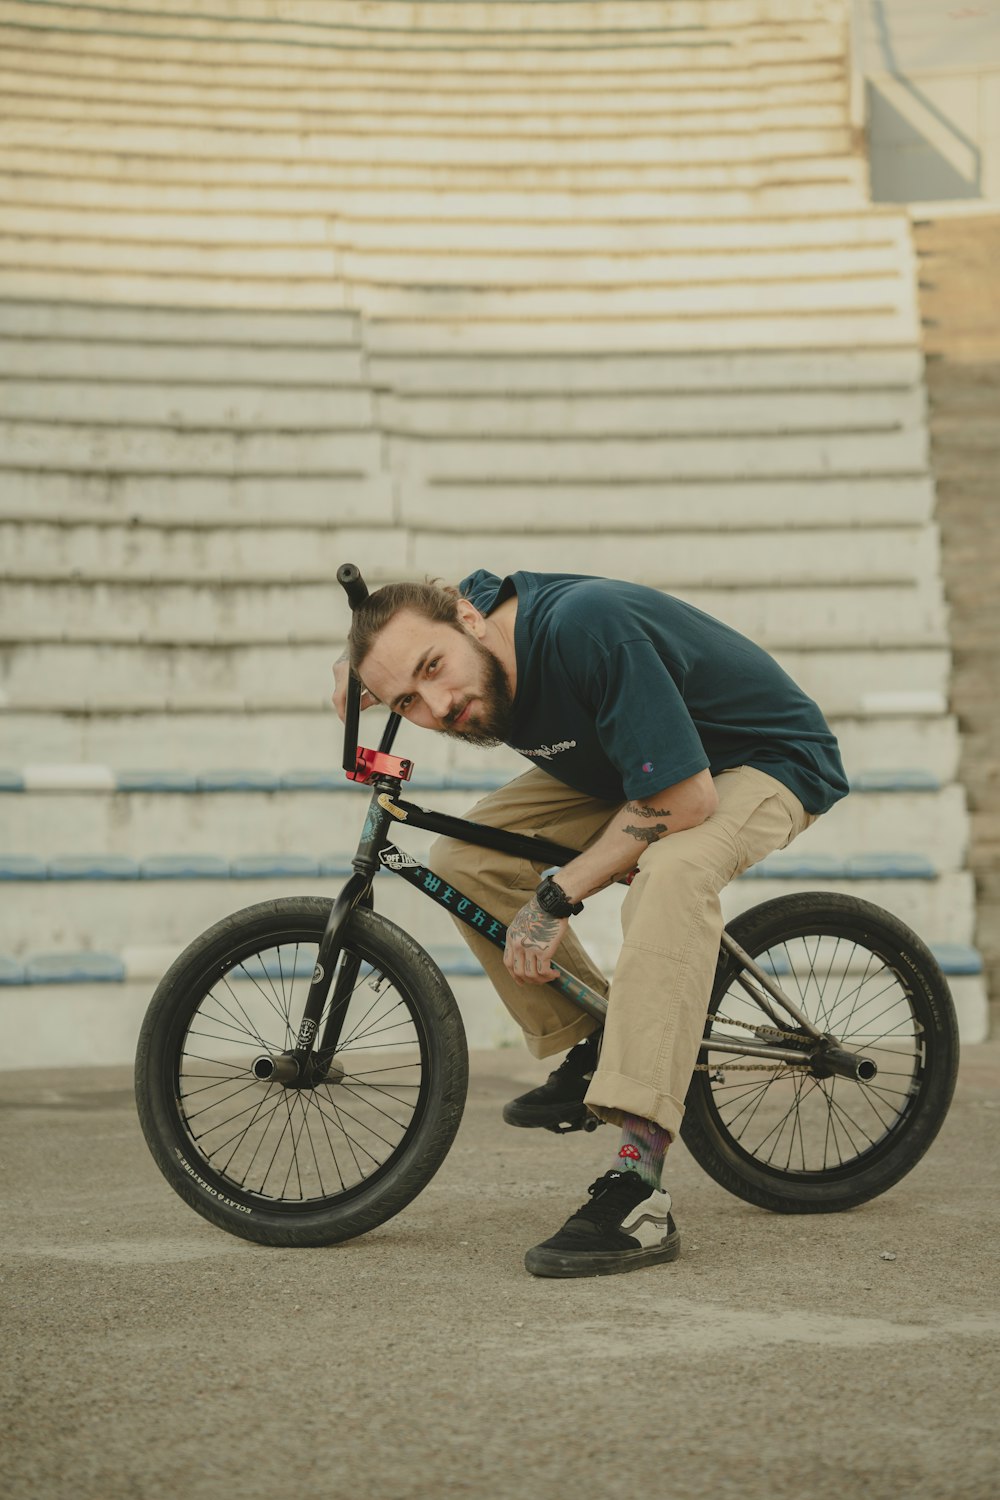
[{"x1": 613, "y1": 1113, "x2": 672, "y2": 1191}]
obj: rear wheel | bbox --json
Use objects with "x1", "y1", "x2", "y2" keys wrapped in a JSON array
[
  {"x1": 135, "y1": 897, "x2": 468, "y2": 1246},
  {"x1": 681, "y1": 893, "x2": 959, "y2": 1212}
]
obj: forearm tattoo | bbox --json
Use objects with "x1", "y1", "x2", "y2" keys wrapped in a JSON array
[
  {"x1": 508, "y1": 897, "x2": 564, "y2": 949},
  {"x1": 622, "y1": 799, "x2": 672, "y2": 847},
  {"x1": 626, "y1": 801, "x2": 672, "y2": 820},
  {"x1": 623, "y1": 822, "x2": 670, "y2": 846}
]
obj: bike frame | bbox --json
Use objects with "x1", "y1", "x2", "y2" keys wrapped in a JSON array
[{"x1": 263, "y1": 564, "x2": 874, "y2": 1090}]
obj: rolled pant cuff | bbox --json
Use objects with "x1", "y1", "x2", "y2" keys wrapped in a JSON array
[
  {"x1": 522, "y1": 1011, "x2": 599, "y2": 1061},
  {"x1": 583, "y1": 1070, "x2": 685, "y2": 1139}
]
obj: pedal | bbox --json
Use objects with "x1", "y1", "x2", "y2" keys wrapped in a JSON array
[{"x1": 544, "y1": 1113, "x2": 604, "y2": 1135}]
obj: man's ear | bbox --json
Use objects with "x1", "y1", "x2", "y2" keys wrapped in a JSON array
[{"x1": 455, "y1": 597, "x2": 485, "y2": 636}]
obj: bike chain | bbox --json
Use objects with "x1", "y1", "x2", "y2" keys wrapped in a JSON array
[{"x1": 692, "y1": 1011, "x2": 810, "y2": 1073}]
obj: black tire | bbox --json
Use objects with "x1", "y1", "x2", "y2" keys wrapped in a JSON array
[
  {"x1": 681, "y1": 892, "x2": 959, "y2": 1213},
  {"x1": 135, "y1": 897, "x2": 468, "y2": 1247}
]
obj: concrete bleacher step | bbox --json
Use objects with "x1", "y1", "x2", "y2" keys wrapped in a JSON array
[
  {"x1": 366, "y1": 304, "x2": 917, "y2": 350},
  {"x1": 0, "y1": 160, "x2": 871, "y2": 218},
  {"x1": 379, "y1": 388, "x2": 925, "y2": 435},
  {"x1": 1, "y1": 0, "x2": 844, "y2": 43},
  {"x1": 0, "y1": 203, "x2": 908, "y2": 255},
  {"x1": 0, "y1": 427, "x2": 927, "y2": 484},
  {"x1": 0, "y1": 382, "x2": 374, "y2": 427},
  {"x1": 0, "y1": 104, "x2": 854, "y2": 162},
  {"x1": 0, "y1": 381, "x2": 375, "y2": 428},
  {"x1": 341, "y1": 215, "x2": 910, "y2": 254},
  {"x1": 348, "y1": 244, "x2": 901, "y2": 286},
  {"x1": 359, "y1": 277, "x2": 907, "y2": 322},
  {"x1": 0, "y1": 714, "x2": 962, "y2": 784},
  {"x1": 0, "y1": 471, "x2": 395, "y2": 527},
  {"x1": 1, "y1": 576, "x2": 947, "y2": 646},
  {"x1": 0, "y1": 642, "x2": 949, "y2": 718},
  {"x1": 0, "y1": 225, "x2": 910, "y2": 290},
  {"x1": 0, "y1": 521, "x2": 412, "y2": 580},
  {"x1": 0, "y1": 123, "x2": 865, "y2": 182},
  {"x1": 369, "y1": 346, "x2": 923, "y2": 394},
  {"x1": 0, "y1": 521, "x2": 940, "y2": 587},
  {"x1": 0, "y1": 19, "x2": 846, "y2": 75},
  {"x1": 398, "y1": 479, "x2": 936, "y2": 532},
  {"x1": 0, "y1": 93, "x2": 852, "y2": 139},
  {"x1": 0, "y1": 471, "x2": 932, "y2": 531},
  {"x1": 0, "y1": 420, "x2": 377, "y2": 472},
  {"x1": 0, "y1": 53, "x2": 849, "y2": 94},
  {"x1": 0, "y1": 337, "x2": 366, "y2": 383},
  {"x1": 390, "y1": 429, "x2": 927, "y2": 480},
  {"x1": 0, "y1": 783, "x2": 970, "y2": 869},
  {"x1": 0, "y1": 867, "x2": 978, "y2": 979},
  {"x1": 0, "y1": 299, "x2": 361, "y2": 342}
]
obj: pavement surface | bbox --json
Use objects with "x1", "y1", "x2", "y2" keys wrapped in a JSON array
[{"x1": 3, "y1": 1041, "x2": 999, "y2": 1500}]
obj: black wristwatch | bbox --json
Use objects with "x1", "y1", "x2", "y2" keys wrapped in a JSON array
[{"x1": 535, "y1": 874, "x2": 584, "y2": 918}]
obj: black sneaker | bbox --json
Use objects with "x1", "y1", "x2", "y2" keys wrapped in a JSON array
[
  {"x1": 502, "y1": 1031, "x2": 601, "y2": 1132},
  {"x1": 524, "y1": 1169, "x2": 680, "y2": 1279}
]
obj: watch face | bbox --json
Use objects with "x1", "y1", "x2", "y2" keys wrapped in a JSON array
[
  {"x1": 536, "y1": 880, "x2": 559, "y2": 913},
  {"x1": 538, "y1": 879, "x2": 574, "y2": 917}
]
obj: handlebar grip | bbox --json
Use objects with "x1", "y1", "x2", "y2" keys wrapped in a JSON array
[{"x1": 337, "y1": 563, "x2": 369, "y2": 611}]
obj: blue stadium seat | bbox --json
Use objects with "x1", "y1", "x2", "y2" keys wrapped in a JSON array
[
  {"x1": 844, "y1": 853, "x2": 936, "y2": 879},
  {"x1": 930, "y1": 944, "x2": 983, "y2": 975},
  {"x1": 47, "y1": 855, "x2": 141, "y2": 880},
  {"x1": 197, "y1": 770, "x2": 282, "y2": 792},
  {"x1": 0, "y1": 856, "x2": 47, "y2": 880},
  {"x1": 850, "y1": 769, "x2": 942, "y2": 792},
  {"x1": 25, "y1": 952, "x2": 126, "y2": 983},
  {"x1": 140, "y1": 854, "x2": 231, "y2": 879},
  {"x1": 742, "y1": 853, "x2": 845, "y2": 880},
  {"x1": 117, "y1": 770, "x2": 199, "y2": 792},
  {"x1": 231, "y1": 854, "x2": 321, "y2": 878}
]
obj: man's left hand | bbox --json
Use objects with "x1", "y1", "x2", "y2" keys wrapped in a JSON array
[{"x1": 504, "y1": 896, "x2": 568, "y2": 985}]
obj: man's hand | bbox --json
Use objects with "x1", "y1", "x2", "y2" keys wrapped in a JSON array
[
  {"x1": 504, "y1": 895, "x2": 568, "y2": 985},
  {"x1": 331, "y1": 654, "x2": 377, "y2": 723}
]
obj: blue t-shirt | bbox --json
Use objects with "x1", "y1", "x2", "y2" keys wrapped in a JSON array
[{"x1": 460, "y1": 569, "x2": 848, "y2": 816}]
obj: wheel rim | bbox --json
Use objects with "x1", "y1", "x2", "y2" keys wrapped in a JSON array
[
  {"x1": 703, "y1": 924, "x2": 928, "y2": 1182},
  {"x1": 169, "y1": 926, "x2": 431, "y2": 1212}
]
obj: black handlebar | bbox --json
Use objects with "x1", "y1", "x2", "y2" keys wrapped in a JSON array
[
  {"x1": 337, "y1": 563, "x2": 402, "y2": 773},
  {"x1": 337, "y1": 562, "x2": 369, "y2": 611},
  {"x1": 338, "y1": 565, "x2": 367, "y2": 771}
]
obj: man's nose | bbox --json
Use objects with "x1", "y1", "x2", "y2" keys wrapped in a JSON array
[{"x1": 424, "y1": 683, "x2": 454, "y2": 721}]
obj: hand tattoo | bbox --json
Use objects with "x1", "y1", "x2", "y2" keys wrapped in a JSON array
[
  {"x1": 507, "y1": 897, "x2": 564, "y2": 949},
  {"x1": 624, "y1": 822, "x2": 670, "y2": 846}
]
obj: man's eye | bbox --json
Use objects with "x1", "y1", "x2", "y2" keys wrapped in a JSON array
[
  {"x1": 426, "y1": 659, "x2": 440, "y2": 676},
  {"x1": 398, "y1": 695, "x2": 413, "y2": 711}
]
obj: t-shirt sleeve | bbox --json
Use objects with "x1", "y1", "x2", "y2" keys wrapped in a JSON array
[{"x1": 585, "y1": 639, "x2": 710, "y2": 800}]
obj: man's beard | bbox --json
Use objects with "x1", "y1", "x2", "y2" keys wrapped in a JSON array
[{"x1": 440, "y1": 636, "x2": 515, "y2": 748}]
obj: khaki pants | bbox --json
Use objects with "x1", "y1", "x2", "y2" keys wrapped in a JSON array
[{"x1": 430, "y1": 764, "x2": 816, "y2": 1138}]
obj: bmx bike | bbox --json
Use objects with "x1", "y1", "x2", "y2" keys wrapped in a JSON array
[{"x1": 135, "y1": 565, "x2": 960, "y2": 1247}]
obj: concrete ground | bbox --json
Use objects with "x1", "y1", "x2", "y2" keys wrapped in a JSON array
[{"x1": 3, "y1": 1042, "x2": 999, "y2": 1500}]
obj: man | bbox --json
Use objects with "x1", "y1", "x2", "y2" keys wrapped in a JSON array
[{"x1": 333, "y1": 569, "x2": 848, "y2": 1279}]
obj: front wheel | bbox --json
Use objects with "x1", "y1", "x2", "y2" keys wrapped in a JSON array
[
  {"x1": 681, "y1": 893, "x2": 959, "y2": 1213},
  {"x1": 135, "y1": 897, "x2": 469, "y2": 1246}
]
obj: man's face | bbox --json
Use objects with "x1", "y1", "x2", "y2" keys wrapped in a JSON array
[{"x1": 359, "y1": 608, "x2": 515, "y2": 746}]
